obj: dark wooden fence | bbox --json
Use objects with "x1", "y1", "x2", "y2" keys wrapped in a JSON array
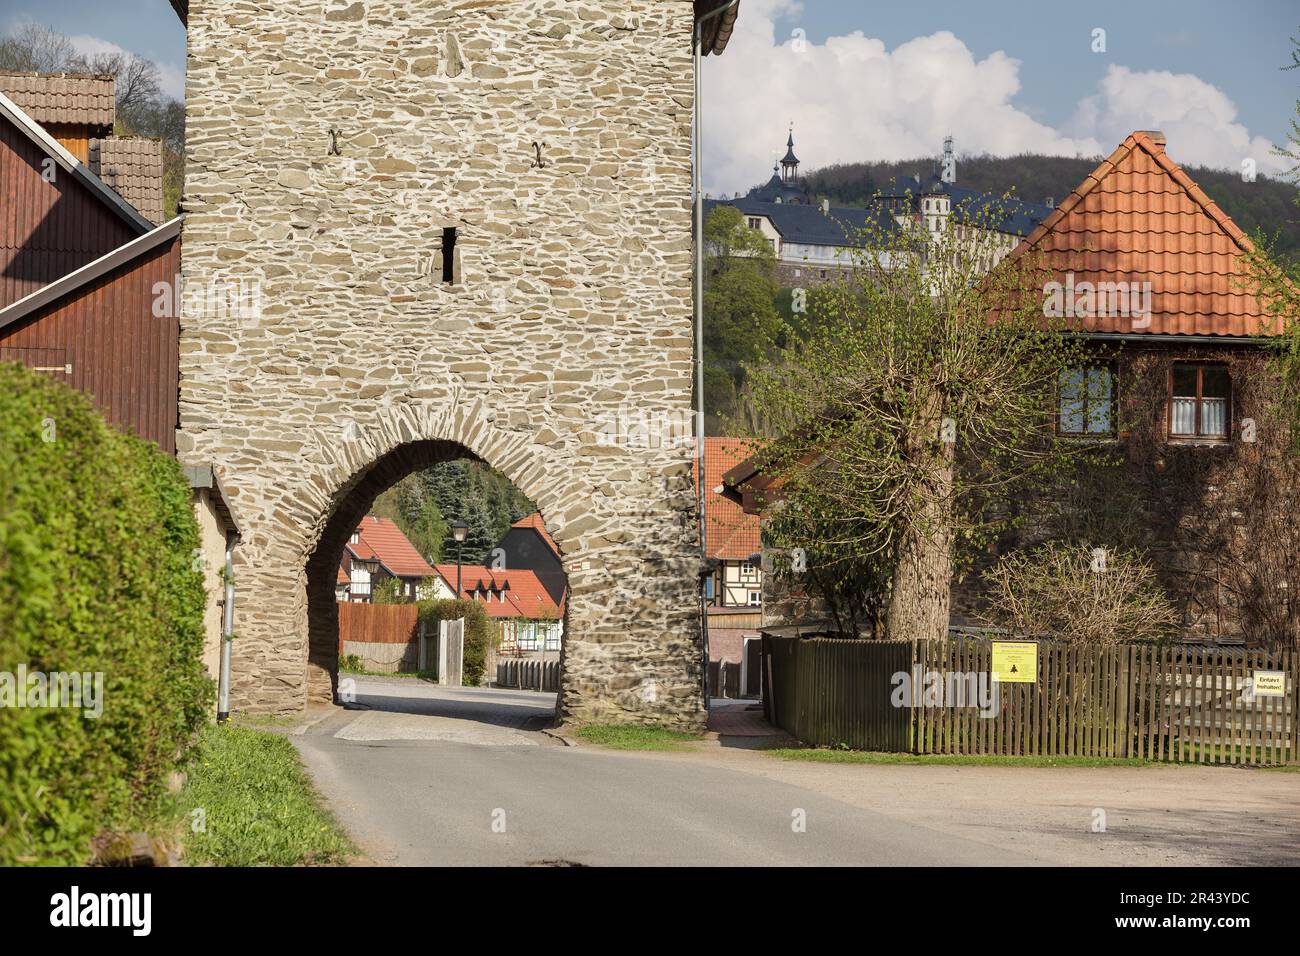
[
  {"x1": 496, "y1": 659, "x2": 561, "y2": 693},
  {"x1": 763, "y1": 636, "x2": 1299, "y2": 765},
  {"x1": 707, "y1": 660, "x2": 742, "y2": 698},
  {"x1": 763, "y1": 636, "x2": 912, "y2": 752}
]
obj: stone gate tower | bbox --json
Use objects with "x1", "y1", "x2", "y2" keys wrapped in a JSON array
[{"x1": 177, "y1": 1, "x2": 737, "y2": 728}]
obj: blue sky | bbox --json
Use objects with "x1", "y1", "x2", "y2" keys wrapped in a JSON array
[
  {"x1": 702, "y1": 0, "x2": 1300, "y2": 193},
  {"x1": 5, "y1": 0, "x2": 1297, "y2": 195},
  {"x1": 2, "y1": 0, "x2": 187, "y2": 97},
  {"x1": 768, "y1": 0, "x2": 1297, "y2": 150}
]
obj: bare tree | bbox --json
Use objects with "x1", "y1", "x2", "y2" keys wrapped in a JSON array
[
  {"x1": 740, "y1": 196, "x2": 1091, "y2": 640},
  {"x1": 0, "y1": 23, "x2": 164, "y2": 125},
  {"x1": 978, "y1": 544, "x2": 1179, "y2": 645},
  {"x1": 0, "y1": 22, "x2": 84, "y2": 73}
]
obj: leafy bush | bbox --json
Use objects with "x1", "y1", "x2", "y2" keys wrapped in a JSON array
[
  {"x1": 0, "y1": 363, "x2": 212, "y2": 864},
  {"x1": 369, "y1": 576, "x2": 404, "y2": 604},
  {"x1": 416, "y1": 599, "x2": 493, "y2": 686},
  {"x1": 977, "y1": 543, "x2": 1179, "y2": 644}
]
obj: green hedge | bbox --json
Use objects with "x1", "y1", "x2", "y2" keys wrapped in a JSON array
[
  {"x1": 416, "y1": 599, "x2": 493, "y2": 686},
  {"x1": 0, "y1": 363, "x2": 212, "y2": 864}
]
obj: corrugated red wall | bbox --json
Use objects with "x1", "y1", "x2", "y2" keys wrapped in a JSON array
[
  {"x1": 1, "y1": 115, "x2": 137, "y2": 309},
  {"x1": 0, "y1": 234, "x2": 180, "y2": 453}
]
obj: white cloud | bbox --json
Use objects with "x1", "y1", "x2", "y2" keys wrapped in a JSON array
[
  {"x1": 1068, "y1": 65, "x2": 1285, "y2": 177},
  {"x1": 701, "y1": 0, "x2": 1283, "y2": 195}
]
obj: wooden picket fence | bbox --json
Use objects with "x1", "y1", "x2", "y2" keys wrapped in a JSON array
[{"x1": 762, "y1": 636, "x2": 1299, "y2": 765}]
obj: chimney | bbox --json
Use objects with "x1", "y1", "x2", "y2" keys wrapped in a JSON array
[
  {"x1": 820, "y1": 198, "x2": 830, "y2": 215},
  {"x1": 1138, "y1": 130, "x2": 1166, "y2": 146},
  {"x1": 89, "y1": 137, "x2": 165, "y2": 226}
]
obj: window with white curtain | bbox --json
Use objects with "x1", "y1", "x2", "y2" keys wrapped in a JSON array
[{"x1": 1170, "y1": 364, "x2": 1230, "y2": 440}]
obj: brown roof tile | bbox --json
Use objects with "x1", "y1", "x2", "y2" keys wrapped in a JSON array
[
  {"x1": 433, "y1": 565, "x2": 564, "y2": 619},
  {"x1": 89, "y1": 136, "x2": 164, "y2": 225},
  {"x1": 1007, "y1": 131, "x2": 1274, "y2": 337},
  {"x1": 0, "y1": 71, "x2": 115, "y2": 129},
  {"x1": 696, "y1": 437, "x2": 762, "y2": 560},
  {"x1": 348, "y1": 516, "x2": 436, "y2": 579}
]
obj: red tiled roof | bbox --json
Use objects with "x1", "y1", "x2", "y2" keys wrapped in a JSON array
[
  {"x1": 696, "y1": 437, "x2": 762, "y2": 560},
  {"x1": 348, "y1": 516, "x2": 436, "y2": 578},
  {"x1": 433, "y1": 564, "x2": 564, "y2": 619},
  {"x1": 510, "y1": 512, "x2": 560, "y2": 556},
  {"x1": 1006, "y1": 131, "x2": 1272, "y2": 338}
]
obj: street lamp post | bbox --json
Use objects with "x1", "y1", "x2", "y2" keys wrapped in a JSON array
[{"x1": 450, "y1": 519, "x2": 468, "y2": 597}]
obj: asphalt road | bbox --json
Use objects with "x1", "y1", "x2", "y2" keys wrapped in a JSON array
[
  {"x1": 295, "y1": 680, "x2": 1039, "y2": 866},
  {"x1": 297, "y1": 681, "x2": 1045, "y2": 868},
  {"x1": 292, "y1": 677, "x2": 1300, "y2": 867}
]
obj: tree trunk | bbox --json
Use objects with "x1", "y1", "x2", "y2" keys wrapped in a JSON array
[
  {"x1": 887, "y1": 508, "x2": 954, "y2": 641},
  {"x1": 886, "y1": 407, "x2": 956, "y2": 641}
]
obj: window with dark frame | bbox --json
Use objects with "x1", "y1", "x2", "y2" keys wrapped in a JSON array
[
  {"x1": 1057, "y1": 364, "x2": 1116, "y2": 436},
  {"x1": 1169, "y1": 364, "x2": 1230, "y2": 440}
]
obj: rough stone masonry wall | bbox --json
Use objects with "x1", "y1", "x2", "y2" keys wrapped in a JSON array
[{"x1": 178, "y1": 1, "x2": 706, "y2": 728}]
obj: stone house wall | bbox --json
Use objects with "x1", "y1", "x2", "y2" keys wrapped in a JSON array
[
  {"x1": 762, "y1": 341, "x2": 1295, "y2": 647},
  {"x1": 956, "y1": 340, "x2": 1294, "y2": 646},
  {"x1": 177, "y1": 1, "x2": 708, "y2": 727}
]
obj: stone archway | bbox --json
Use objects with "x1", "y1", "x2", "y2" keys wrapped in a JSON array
[
  {"x1": 177, "y1": 2, "x2": 709, "y2": 730},
  {"x1": 304, "y1": 436, "x2": 567, "y2": 712},
  {"x1": 258, "y1": 398, "x2": 707, "y2": 731},
  {"x1": 300, "y1": 401, "x2": 568, "y2": 703}
]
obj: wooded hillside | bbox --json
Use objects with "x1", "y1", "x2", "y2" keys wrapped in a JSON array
[{"x1": 802, "y1": 153, "x2": 1300, "y2": 260}]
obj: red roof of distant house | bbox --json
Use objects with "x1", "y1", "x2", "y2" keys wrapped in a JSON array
[
  {"x1": 1006, "y1": 130, "x2": 1273, "y2": 338},
  {"x1": 348, "y1": 516, "x2": 436, "y2": 579},
  {"x1": 433, "y1": 564, "x2": 564, "y2": 619},
  {"x1": 511, "y1": 512, "x2": 560, "y2": 556},
  {"x1": 696, "y1": 437, "x2": 762, "y2": 560}
]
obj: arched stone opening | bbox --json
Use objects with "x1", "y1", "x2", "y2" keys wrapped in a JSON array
[{"x1": 304, "y1": 438, "x2": 567, "y2": 715}]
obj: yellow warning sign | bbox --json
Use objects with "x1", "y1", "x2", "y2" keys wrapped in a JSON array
[
  {"x1": 991, "y1": 642, "x2": 1038, "y2": 684},
  {"x1": 1253, "y1": 671, "x2": 1286, "y2": 698}
]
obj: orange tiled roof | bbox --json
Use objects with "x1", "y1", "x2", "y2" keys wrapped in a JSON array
[
  {"x1": 433, "y1": 564, "x2": 564, "y2": 619},
  {"x1": 0, "y1": 71, "x2": 115, "y2": 128},
  {"x1": 1006, "y1": 131, "x2": 1271, "y2": 338},
  {"x1": 349, "y1": 516, "x2": 436, "y2": 578},
  {"x1": 696, "y1": 437, "x2": 762, "y2": 560},
  {"x1": 510, "y1": 512, "x2": 560, "y2": 556}
]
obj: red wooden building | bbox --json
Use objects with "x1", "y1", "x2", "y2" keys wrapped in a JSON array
[{"x1": 0, "y1": 80, "x2": 178, "y2": 452}]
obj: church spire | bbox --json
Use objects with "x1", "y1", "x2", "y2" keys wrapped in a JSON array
[{"x1": 781, "y1": 125, "x2": 800, "y2": 184}]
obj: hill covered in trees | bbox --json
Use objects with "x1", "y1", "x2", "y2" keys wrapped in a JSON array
[
  {"x1": 802, "y1": 153, "x2": 1300, "y2": 261},
  {"x1": 370, "y1": 460, "x2": 536, "y2": 566}
]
